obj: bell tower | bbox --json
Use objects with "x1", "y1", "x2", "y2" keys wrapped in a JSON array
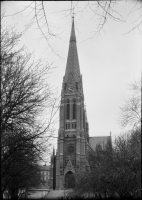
[{"x1": 56, "y1": 17, "x2": 89, "y2": 189}]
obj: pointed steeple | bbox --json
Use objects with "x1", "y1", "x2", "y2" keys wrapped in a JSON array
[
  {"x1": 64, "y1": 17, "x2": 81, "y2": 83},
  {"x1": 70, "y1": 17, "x2": 76, "y2": 42}
]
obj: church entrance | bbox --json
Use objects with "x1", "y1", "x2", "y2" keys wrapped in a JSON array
[{"x1": 65, "y1": 171, "x2": 75, "y2": 189}]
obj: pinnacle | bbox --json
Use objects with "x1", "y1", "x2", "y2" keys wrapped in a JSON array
[{"x1": 70, "y1": 17, "x2": 76, "y2": 42}]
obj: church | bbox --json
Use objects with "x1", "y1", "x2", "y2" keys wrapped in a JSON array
[{"x1": 49, "y1": 17, "x2": 111, "y2": 190}]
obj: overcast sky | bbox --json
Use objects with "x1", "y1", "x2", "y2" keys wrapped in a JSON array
[{"x1": 2, "y1": 1, "x2": 141, "y2": 150}]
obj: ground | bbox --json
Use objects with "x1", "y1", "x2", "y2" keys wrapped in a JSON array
[
  {"x1": 25, "y1": 189, "x2": 72, "y2": 199},
  {"x1": 44, "y1": 189, "x2": 72, "y2": 199},
  {"x1": 25, "y1": 190, "x2": 49, "y2": 199}
]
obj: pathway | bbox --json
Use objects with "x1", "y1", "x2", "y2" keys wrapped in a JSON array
[
  {"x1": 44, "y1": 189, "x2": 72, "y2": 199},
  {"x1": 44, "y1": 190, "x2": 65, "y2": 199}
]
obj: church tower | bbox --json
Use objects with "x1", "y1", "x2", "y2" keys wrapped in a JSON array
[{"x1": 55, "y1": 17, "x2": 90, "y2": 189}]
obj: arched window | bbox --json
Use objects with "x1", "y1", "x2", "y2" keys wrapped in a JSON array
[
  {"x1": 66, "y1": 99, "x2": 70, "y2": 120},
  {"x1": 73, "y1": 99, "x2": 76, "y2": 119}
]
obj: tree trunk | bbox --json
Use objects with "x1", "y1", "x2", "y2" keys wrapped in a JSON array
[
  {"x1": 11, "y1": 188, "x2": 18, "y2": 200},
  {"x1": 1, "y1": 192, "x2": 3, "y2": 200}
]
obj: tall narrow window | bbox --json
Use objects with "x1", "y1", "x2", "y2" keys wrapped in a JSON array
[
  {"x1": 66, "y1": 99, "x2": 70, "y2": 120},
  {"x1": 73, "y1": 99, "x2": 76, "y2": 119},
  {"x1": 72, "y1": 123, "x2": 74, "y2": 129},
  {"x1": 68, "y1": 124, "x2": 70, "y2": 129}
]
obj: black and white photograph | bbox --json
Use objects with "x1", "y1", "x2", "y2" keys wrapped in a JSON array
[{"x1": 1, "y1": 1, "x2": 141, "y2": 199}]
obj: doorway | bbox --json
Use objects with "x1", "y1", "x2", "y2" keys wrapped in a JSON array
[{"x1": 65, "y1": 171, "x2": 75, "y2": 189}]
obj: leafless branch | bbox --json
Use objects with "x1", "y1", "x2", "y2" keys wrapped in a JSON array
[
  {"x1": 1, "y1": 22, "x2": 59, "y2": 197},
  {"x1": 119, "y1": 78, "x2": 141, "y2": 130}
]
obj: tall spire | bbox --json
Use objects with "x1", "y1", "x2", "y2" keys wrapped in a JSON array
[
  {"x1": 64, "y1": 17, "x2": 81, "y2": 83},
  {"x1": 70, "y1": 17, "x2": 76, "y2": 42}
]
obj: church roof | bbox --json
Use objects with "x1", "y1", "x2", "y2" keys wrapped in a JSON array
[
  {"x1": 64, "y1": 17, "x2": 81, "y2": 83},
  {"x1": 89, "y1": 136, "x2": 111, "y2": 151}
]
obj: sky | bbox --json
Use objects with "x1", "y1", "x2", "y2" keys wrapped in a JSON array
[{"x1": 2, "y1": 1, "x2": 141, "y2": 156}]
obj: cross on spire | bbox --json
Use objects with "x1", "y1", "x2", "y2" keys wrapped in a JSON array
[{"x1": 72, "y1": 4, "x2": 74, "y2": 19}]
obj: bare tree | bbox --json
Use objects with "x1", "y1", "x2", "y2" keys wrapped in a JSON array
[
  {"x1": 119, "y1": 78, "x2": 141, "y2": 130},
  {"x1": 71, "y1": 129, "x2": 141, "y2": 199},
  {"x1": 2, "y1": 1, "x2": 141, "y2": 55},
  {"x1": 1, "y1": 23, "x2": 59, "y2": 199},
  {"x1": 113, "y1": 128, "x2": 141, "y2": 198}
]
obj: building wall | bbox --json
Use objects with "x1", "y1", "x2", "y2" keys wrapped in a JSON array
[
  {"x1": 39, "y1": 166, "x2": 50, "y2": 189},
  {"x1": 54, "y1": 19, "x2": 91, "y2": 189},
  {"x1": 55, "y1": 76, "x2": 90, "y2": 189},
  {"x1": 49, "y1": 18, "x2": 112, "y2": 190}
]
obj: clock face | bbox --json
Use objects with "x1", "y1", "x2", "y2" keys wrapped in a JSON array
[{"x1": 68, "y1": 87, "x2": 74, "y2": 92}]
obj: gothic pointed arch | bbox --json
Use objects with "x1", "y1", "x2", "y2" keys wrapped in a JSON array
[
  {"x1": 64, "y1": 171, "x2": 75, "y2": 189},
  {"x1": 64, "y1": 159, "x2": 75, "y2": 175}
]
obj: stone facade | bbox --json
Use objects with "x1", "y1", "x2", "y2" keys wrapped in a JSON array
[
  {"x1": 50, "y1": 18, "x2": 111, "y2": 190},
  {"x1": 55, "y1": 18, "x2": 90, "y2": 189}
]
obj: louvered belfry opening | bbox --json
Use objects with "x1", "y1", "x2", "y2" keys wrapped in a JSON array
[
  {"x1": 66, "y1": 99, "x2": 70, "y2": 120},
  {"x1": 73, "y1": 99, "x2": 76, "y2": 119}
]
